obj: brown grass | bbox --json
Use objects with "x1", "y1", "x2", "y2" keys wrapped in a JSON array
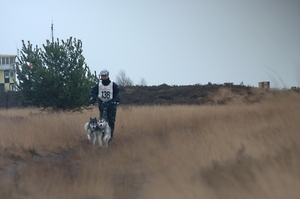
[{"x1": 0, "y1": 89, "x2": 300, "y2": 199}]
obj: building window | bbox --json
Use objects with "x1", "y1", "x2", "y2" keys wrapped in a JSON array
[
  {"x1": 6, "y1": 57, "x2": 9, "y2": 64},
  {"x1": 4, "y1": 70, "x2": 9, "y2": 78},
  {"x1": 4, "y1": 71, "x2": 9, "y2": 83},
  {"x1": 2, "y1": 58, "x2": 5, "y2": 65},
  {"x1": 10, "y1": 57, "x2": 15, "y2": 64},
  {"x1": 10, "y1": 71, "x2": 14, "y2": 77}
]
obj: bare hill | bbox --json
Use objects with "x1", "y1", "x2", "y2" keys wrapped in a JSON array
[{"x1": 119, "y1": 83, "x2": 263, "y2": 105}]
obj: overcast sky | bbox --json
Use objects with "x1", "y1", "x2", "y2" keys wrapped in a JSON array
[{"x1": 1, "y1": 0, "x2": 300, "y2": 88}]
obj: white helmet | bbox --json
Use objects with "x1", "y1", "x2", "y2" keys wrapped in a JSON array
[{"x1": 100, "y1": 69, "x2": 109, "y2": 76}]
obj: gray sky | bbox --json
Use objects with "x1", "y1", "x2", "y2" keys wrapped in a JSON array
[{"x1": 1, "y1": 0, "x2": 300, "y2": 88}]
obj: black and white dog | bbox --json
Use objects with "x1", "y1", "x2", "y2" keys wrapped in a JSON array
[
  {"x1": 84, "y1": 117, "x2": 99, "y2": 143},
  {"x1": 84, "y1": 117, "x2": 111, "y2": 148}
]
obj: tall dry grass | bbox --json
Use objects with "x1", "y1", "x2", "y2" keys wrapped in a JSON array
[{"x1": 0, "y1": 89, "x2": 300, "y2": 199}]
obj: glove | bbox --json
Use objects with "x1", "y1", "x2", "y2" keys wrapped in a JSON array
[{"x1": 90, "y1": 97, "x2": 95, "y2": 105}]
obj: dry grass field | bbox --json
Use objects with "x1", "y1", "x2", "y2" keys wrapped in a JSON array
[{"x1": 0, "y1": 88, "x2": 300, "y2": 199}]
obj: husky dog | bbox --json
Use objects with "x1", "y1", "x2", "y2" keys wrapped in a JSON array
[
  {"x1": 84, "y1": 117, "x2": 99, "y2": 144},
  {"x1": 84, "y1": 117, "x2": 111, "y2": 147},
  {"x1": 97, "y1": 118, "x2": 111, "y2": 148}
]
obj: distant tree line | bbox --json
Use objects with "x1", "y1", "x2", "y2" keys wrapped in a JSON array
[{"x1": 2, "y1": 83, "x2": 271, "y2": 109}]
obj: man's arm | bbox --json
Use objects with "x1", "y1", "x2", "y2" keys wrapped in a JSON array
[{"x1": 113, "y1": 82, "x2": 120, "y2": 103}]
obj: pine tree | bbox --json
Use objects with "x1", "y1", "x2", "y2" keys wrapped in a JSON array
[{"x1": 16, "y1": 37, "x2": 99, "y2": 111}]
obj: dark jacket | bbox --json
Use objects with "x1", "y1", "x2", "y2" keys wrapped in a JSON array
[{"x1": 89, "y1": 78, "x2": 120, "y2": 104}]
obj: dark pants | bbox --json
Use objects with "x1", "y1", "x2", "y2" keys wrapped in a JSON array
[{"x1": 98, "y1": 102, "x2": 117, "y2": 138}]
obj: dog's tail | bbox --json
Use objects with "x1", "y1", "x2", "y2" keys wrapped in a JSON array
[{"x1": 84, "y1": 122, "x2": 89, "y2": 131}]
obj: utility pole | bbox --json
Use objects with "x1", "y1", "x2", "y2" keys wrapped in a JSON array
[{"x1": 51, "y1": 21, "x2": 54, "y2": 43}]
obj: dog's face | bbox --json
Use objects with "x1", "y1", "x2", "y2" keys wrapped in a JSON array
[
  {"x1": 97, "y1": 118, "x2": 107, "y2": 129},
  {"x1": 89, "y1": 117, "x2": 98, "y2": 131}
]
